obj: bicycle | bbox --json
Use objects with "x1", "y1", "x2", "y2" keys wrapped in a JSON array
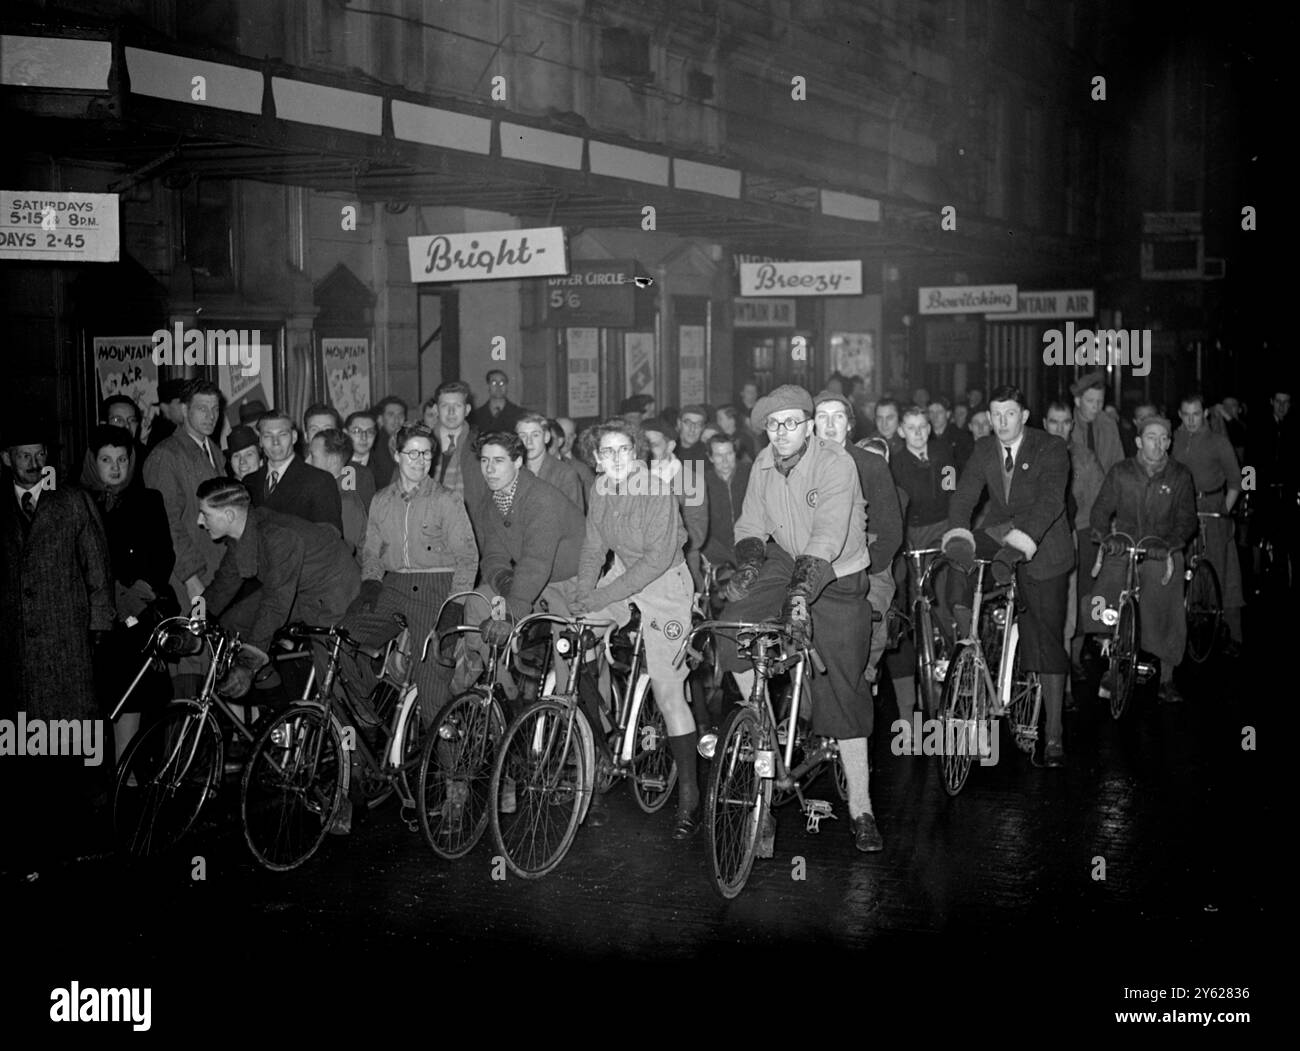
[
  {"x1": 240, "y1": 613, "x2": 430, "y2": 871},
  {"x1": 673, "y1": 620, "x2": 831, "y2": 900},
  {"x1": 111, "y1": 616, "x2": 263, "y2": 857},
  {"x1": 1089, "y1": 533, "x2": 1164, "y2": 720},
  {"x1": 489, "y1": 606, "x2": 675, "y2": 878},
  {"x1": 904, "y1": 546, "x2": 948, "y2": 717},
  {"x1": 1184, "y1": 512, "x2": 1225, "y2": 664},
  {"x1": 414, "y1": 591, "x2": 513, "y2": 860},
  {"x1": 934, "y1": 559, "x2": 1045, "y2": 796}
]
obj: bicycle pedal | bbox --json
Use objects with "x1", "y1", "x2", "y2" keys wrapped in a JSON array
[
  {"x1": 803, "y1": 799, "x2": 836, "y2": 834},
  {"x1": 640, "y1": 776, "x2": 667, "y2": 792}
]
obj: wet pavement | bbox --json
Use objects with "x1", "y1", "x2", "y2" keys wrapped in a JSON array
[{"x1": 5, "y1": 615, "x2": 1272, "y2": 1038}]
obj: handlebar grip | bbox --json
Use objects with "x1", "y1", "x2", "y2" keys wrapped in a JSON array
[{"x1": 808, "y1": 647, "x2": 827, "y2": 675}]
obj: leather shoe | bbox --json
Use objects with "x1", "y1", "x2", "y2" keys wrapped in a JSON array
[
  {"x1": 671, "y1": 805, "x2": 701, "y2": 839},
  {"x1": 851, "y1": 813, "x2": 883, "y2": 853},
  {"x1": 1158, "y1": 681, "x2": 1185, "y2": 704},
  {"x1": 1033, "y1": 746, "x2": 1065, "y2": 769},
  {"x1": 585, "y1": 793, "x2": 609, "y2": 827}
]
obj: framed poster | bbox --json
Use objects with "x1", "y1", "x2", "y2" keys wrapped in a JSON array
[
  {"x1": 565, "y1": 328, "x2": 600, "y2": 418},
  {"x1": 679, "y1": 325, "x2": 706, "y2": 405},
  {"x1": 93, "y1": 336, "x2": 159, "y2": 442},
  {"x1": 624, "y1": 331, "x2": 655, "y2": 398},
  {"x1": 829, "y1": 332, "x2": 874, "y2": 388},
  {"x1": 217, "y1": 340, "x2": 275, "y2": 435},
  {"x1": 321, "y1": 337, "x2": 370, "y2": 418}
]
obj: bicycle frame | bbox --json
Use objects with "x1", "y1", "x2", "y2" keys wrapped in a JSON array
[{"x1": 949, "y1": 561, "x2": 1021, "y2": 716}]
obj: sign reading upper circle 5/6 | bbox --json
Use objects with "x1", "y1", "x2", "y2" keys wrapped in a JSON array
[
  {"x1": 739, "y1": 260, "x2": 862, "y2": 296},
  {"x1": 1, "y1": 190, "x2": 120, "y2": 262},
  {"x1": 407, "y1": 226, "x2": 568, "y2": 283}
]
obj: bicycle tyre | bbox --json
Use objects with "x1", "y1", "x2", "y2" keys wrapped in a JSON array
[
  {"x1": 1004, "y1": 636, "x2": 1042, "y2": 757},
  {"x1": 241, "y1": 705, "x2": 346, "y2": 872},
  {"x1": 417, "y1": 689, "x2": 505, "y2": 860},
  {"x1": 113, "y1": 701, "x2": 222, "y2": 857},
  {"x1": 913, "y1": 597, "x2": 943, "y2": 719},
  {"x1": 705, "y1": 704, "x2": 769, "y2": 900},
  {"x1": 629, "y1": 674, "x2": 677, "y2": 813},
  {"x1": 1110, "y1": 598, "x2": 1139, "y2": 720},
  {"x1": 937, "y1": 643, "x2": 982, "y2": 796},
  {"x1": 1184, "y1": 560, "x2": 1222, "y2": 665},
  {"x1": 490, "y1": 700, "x2": 589, "y2": 879}
]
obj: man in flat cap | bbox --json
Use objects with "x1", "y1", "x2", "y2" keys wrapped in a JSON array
[
  {"x1": 1071, "y1": 371, "x2": 1124, "y2": 475},
  {"x1": 1087, "y1": 414, "x2": 1197, "y2": 703},
  {"x1": 146, "y1": 377, "x2": 191, "y2": 453},
  {"x1": 715, "y1": 384, "x2": 883, "y2": 853}
]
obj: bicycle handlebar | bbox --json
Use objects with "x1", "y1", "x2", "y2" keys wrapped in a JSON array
[
  {"x1": 672, "y1": 620, "x2": 827, "y2": 674},
  {"x1": 1091, "y1": 533, "x2": 1174, "y2": 584}
]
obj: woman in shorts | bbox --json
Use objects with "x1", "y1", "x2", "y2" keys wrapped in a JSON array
[{"x1": 572, "y1": 419, "x2": 701, "y2": 838}]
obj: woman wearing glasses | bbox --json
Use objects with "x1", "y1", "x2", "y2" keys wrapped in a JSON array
[
  {"x1": 346, "y1": 424, "x2": 477, "y2": 722},
  {"x1": 573, "y1": 419, "x2": 702, "y2": 838}
]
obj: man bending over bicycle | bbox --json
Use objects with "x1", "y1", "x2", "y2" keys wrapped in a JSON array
[
  {"x1": 196, "y1": 478, "x2": 361, "y2": 698},
  {"x1": 461, "y1": 431, "x2": 587, "y2": 697},
  {"x1": 716, "y1": 385, "x2": 882, "y2": 853},
  {"x1": 1086, "y1": 414, "x2": 1197, "y2": 704}
]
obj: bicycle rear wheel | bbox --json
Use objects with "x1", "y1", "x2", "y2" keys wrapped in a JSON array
[
  {"x1": 418, "y1": 689, "x2": 505, "y2": 860},
  {"x1": 1110, "y1": 598, "x2": 1139, "y2": 720},
  {"x1": 937, "y1": 643, "x2": 983, "y2": 796},
  {"x1": 1004, "y1": 641, "x2": 1041, "y2": 756},
  {"x1": 1184, "y1": 561, "x2": 1222, "y2": 664},
  {"x1": 241, "y1": 705, "x2": 346, "y2": 871},
  {"x1": 113, "y1": 702, "x2": 222, "y2": 857},
  {"x1": 913, "y1": 598, "x2": 944, "y2": 719},
  {"x1": 705, "y1": 705, "x2": 769, "y2": 900},
  {"x1": 629, "y1": 674, "x2": 677, "y2": 813},
  {"x1": 490, "y1": 700, "x2": 589, "y2": 879}
]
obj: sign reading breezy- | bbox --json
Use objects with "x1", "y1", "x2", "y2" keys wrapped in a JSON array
[
  {"x1": 408, "y1": 226, "x2": 567, "y2": 283},
  {"x1": 1, "y1": 190, "x2": 119, "y2": 262},
  {"x1": 918, "y1": 284, "x2": 1018, "y2": 315},
  {"x1": 740, "y1": 260, "x2": 862, "y2": 296}
]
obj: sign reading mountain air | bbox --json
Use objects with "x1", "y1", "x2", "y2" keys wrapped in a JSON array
[
  {"x1": 986, "y1": 289, "x2": 1095, "y2": 321},
  {"x1": 918, "y1": 284, "x2": 1017, "y2": 315},
  {"x1": 1, "y1": 190, "x2": 120, "y2": 262},
  {"x1": 740, "y1": 260, "x2": 862, "y2": 296},
  {"x1": 407, "y1": 226, "x2": 568, "y2": 283},
  {"x1": 545, "y1": 260, "x2": 642, "y2": 327}
]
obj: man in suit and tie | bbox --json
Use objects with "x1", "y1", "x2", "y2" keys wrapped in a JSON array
[
  {"x1": 247, "y1": 409, "x2": 343, "y2": 537},
  {"x1": 942, "y1": 384, "x2": 1074, "y2": 768}
]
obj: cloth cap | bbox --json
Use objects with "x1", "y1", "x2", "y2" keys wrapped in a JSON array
[
  {"x1": 813, "y1": 390, "x2": 855, "y2": 420},
  {"x1": 751, "y1": 385, "x2": 813, "y2": 428},
  {"x1": 1070, "y1": 370, "x2": 1107, "y2": 397},
  {"x1": 225, "y1": 424, "x2": 260, "y2": 457},
  {"x1": 238, "y1": 399, "x2": 268, "y2": 424},
  {"x1": 639, "y1": 416, "x2": 673, "y2": 439},
  {"x1": 3, "y1": 413, "x2": 54, "y2": 450},
  {"x1": 1139, "y1": 414, "x2": 1172, "y2": 438}
]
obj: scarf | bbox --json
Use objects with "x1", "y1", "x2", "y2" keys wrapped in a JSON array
[
  {"x1": 81, "y1": 444, "x2": 137, "y2": 512},
  {"x1": 773, "y1": 440, "x2": 808, "y2": 478}
]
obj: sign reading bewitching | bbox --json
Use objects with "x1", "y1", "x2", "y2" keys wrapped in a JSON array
[
  {"x1": 407, "y1": 226, "x2": 568, "y2": 283},
  {"x1": 1, "y1": 190, "x2": 119, "y2": 262},
  {"x1": 918, "y1": 284, "x2": 1017, "y2": 315},
  {"x1": 740, "y1": 260, "x2": 862, "y2": 296}
]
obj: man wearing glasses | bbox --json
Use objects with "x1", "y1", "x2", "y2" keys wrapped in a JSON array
[
  {"x1": 716, "y1": 385, "x2": 883, "y2": 853},
  {"x1": 345, "y1": 411, "x2": 384, "y2": 507},
  {"x1": 468, "y1": 369, "x2": 527, "y2": 434}
]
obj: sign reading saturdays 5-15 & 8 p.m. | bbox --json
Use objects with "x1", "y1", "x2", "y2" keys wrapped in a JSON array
[{"x1": 1, "y1": 190, "x2": 120, "y2": 262}]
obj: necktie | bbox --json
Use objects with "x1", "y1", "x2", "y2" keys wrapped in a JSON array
[
  {"x1": 267, "y1": 470, "x2": 278, "y2": 496},
  {"x1": 21, "y1": 490, "x2": 35, "y2": 521},
  {"x1": 202, "y1": 440, "x2": 215, "y2": 471},
  {"x1": 918, "y1": 450, "x2": 928, "y2": 464},
  {"x1": 1086, "y1": 421, "x2": 1096, "y2": 454},
  {"x1": 439, "y1": 434, "x2": 455, "y2": 485},
  {"x1": 1002, "y1": 446, "x2": 1014, "y2": 501},
  {"x1": 1004, "y1": 446, "x2": 1014, "y2": 473}
]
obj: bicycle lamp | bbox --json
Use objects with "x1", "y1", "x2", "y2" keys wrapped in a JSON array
[
  {"x1": 555, "y1": 635, "x2": 573, "y2": 658},
  {"x1": 990, "y1": 607, "x2": 1008, "y2": 627},
  {"x1": 1100, "y1": 607, "x2": 1119, "y2": 627}
]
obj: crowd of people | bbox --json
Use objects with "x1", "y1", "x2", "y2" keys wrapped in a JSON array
[{"x1": 2, "y1": 361, "x2": 1293, "y2": 873}]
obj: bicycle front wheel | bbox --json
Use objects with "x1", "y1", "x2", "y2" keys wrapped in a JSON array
[
  {"x1": 1110, "y1": 598, "x2": 1139, "y2": 720},
  {"x1": 629, "y1": 674, "x2": 677, "y2": 813},
  {"x1": 490, "y1": 700, "x2": 589, "y2": 879},
  {"x1": 418, "y1": 689, "x2": 506, "y2": 860},
  {"x1": 241, "y1": 705, "x2": 346, "y2": 872},
  {"x1": 1004, "y1": 642, "x2": 1041, "y2": 757},
  {"x1": 113, "y1": 701, "x2": 222, "y2": 857},
  {"x1": 937, "y1": 643, "x2": 984, "y2": 796},
  {"x1": 705, "y1": 705, "x2": 769, "y2": 900},
  {"x1": 914, "y1": 598, "x2": 944, "y2": 718},
  {"x1": 1184, "y1": 561, "x2": 1222, "y2": 664}
]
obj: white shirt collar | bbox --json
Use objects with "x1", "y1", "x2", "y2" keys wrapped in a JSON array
[
  {"x1": 15, "y1": 482, "x2": 42, "y2": 508},
  {"x1": 269, "y1": 454, "x2": 294, "y2": 480},
  {"x1": 1003, "y1": 432, "x2": 1025, "y2": 464}
]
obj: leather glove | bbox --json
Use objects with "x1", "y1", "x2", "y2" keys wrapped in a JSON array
[
  {"x1": 723, "y1": 537, "x2": 766, "y2": 604},
  {"x1": 347, "y1": 579, "x2": 383, "y2": 616},
  {"x1": 780, "y1": 555, "x2": 833, "y2": 649},
  {"x1": 941, "y1": 527, "x2": 977, "y2": 574},
  {"x1": 480, "y1": 614, "x2": 514, "y2": 647},
  {"x1": 1102, "y1": 536, "x2": 1127, "y2": 558},
  {"x1": 991, "y1": 546, "x2": 1021, "y2": 585},
  {"x1": 1145, "y1": 541, "x2": 1170, "y2": 562}
]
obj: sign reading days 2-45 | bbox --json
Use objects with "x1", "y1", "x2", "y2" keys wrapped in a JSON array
[
  {"x1": 740, "y1": 260, "x2": 862, "y2": 297},
  {"x1": 407, "y1": 226, "x2": 567, "y2": 283},
  {"x1": 1, "y1": 190, "x2": 120, "y2": 262},
  {"x1": 918, "y1": 284, "x2": 1017, "y2": 315}
]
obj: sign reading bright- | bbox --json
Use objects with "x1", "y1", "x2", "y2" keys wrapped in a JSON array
[
  {"x1": 408, "y1": 226, "x2": 567, "y2": 283},
  {"x1": 1, "y1": 190, "x2": 119, "y2": 262}
]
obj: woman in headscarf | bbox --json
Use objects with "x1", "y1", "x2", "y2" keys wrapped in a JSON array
[{"x1": 82, "y1": 425, "x2": 178, "y2": 760}]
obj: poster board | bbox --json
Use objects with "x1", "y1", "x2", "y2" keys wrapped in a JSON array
[
  {"x1": 321, "y1": 337, "x2": 370, "y2": 418},
  {"x1": 93, "y1": 336, "x2": 158, "y2": 442},
  {"x1": 624, "y1": 332, "x2": 655, "y2": 398},
  {"x1": 565, "y1": 328, "x2": 600, "y2": 418}
]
